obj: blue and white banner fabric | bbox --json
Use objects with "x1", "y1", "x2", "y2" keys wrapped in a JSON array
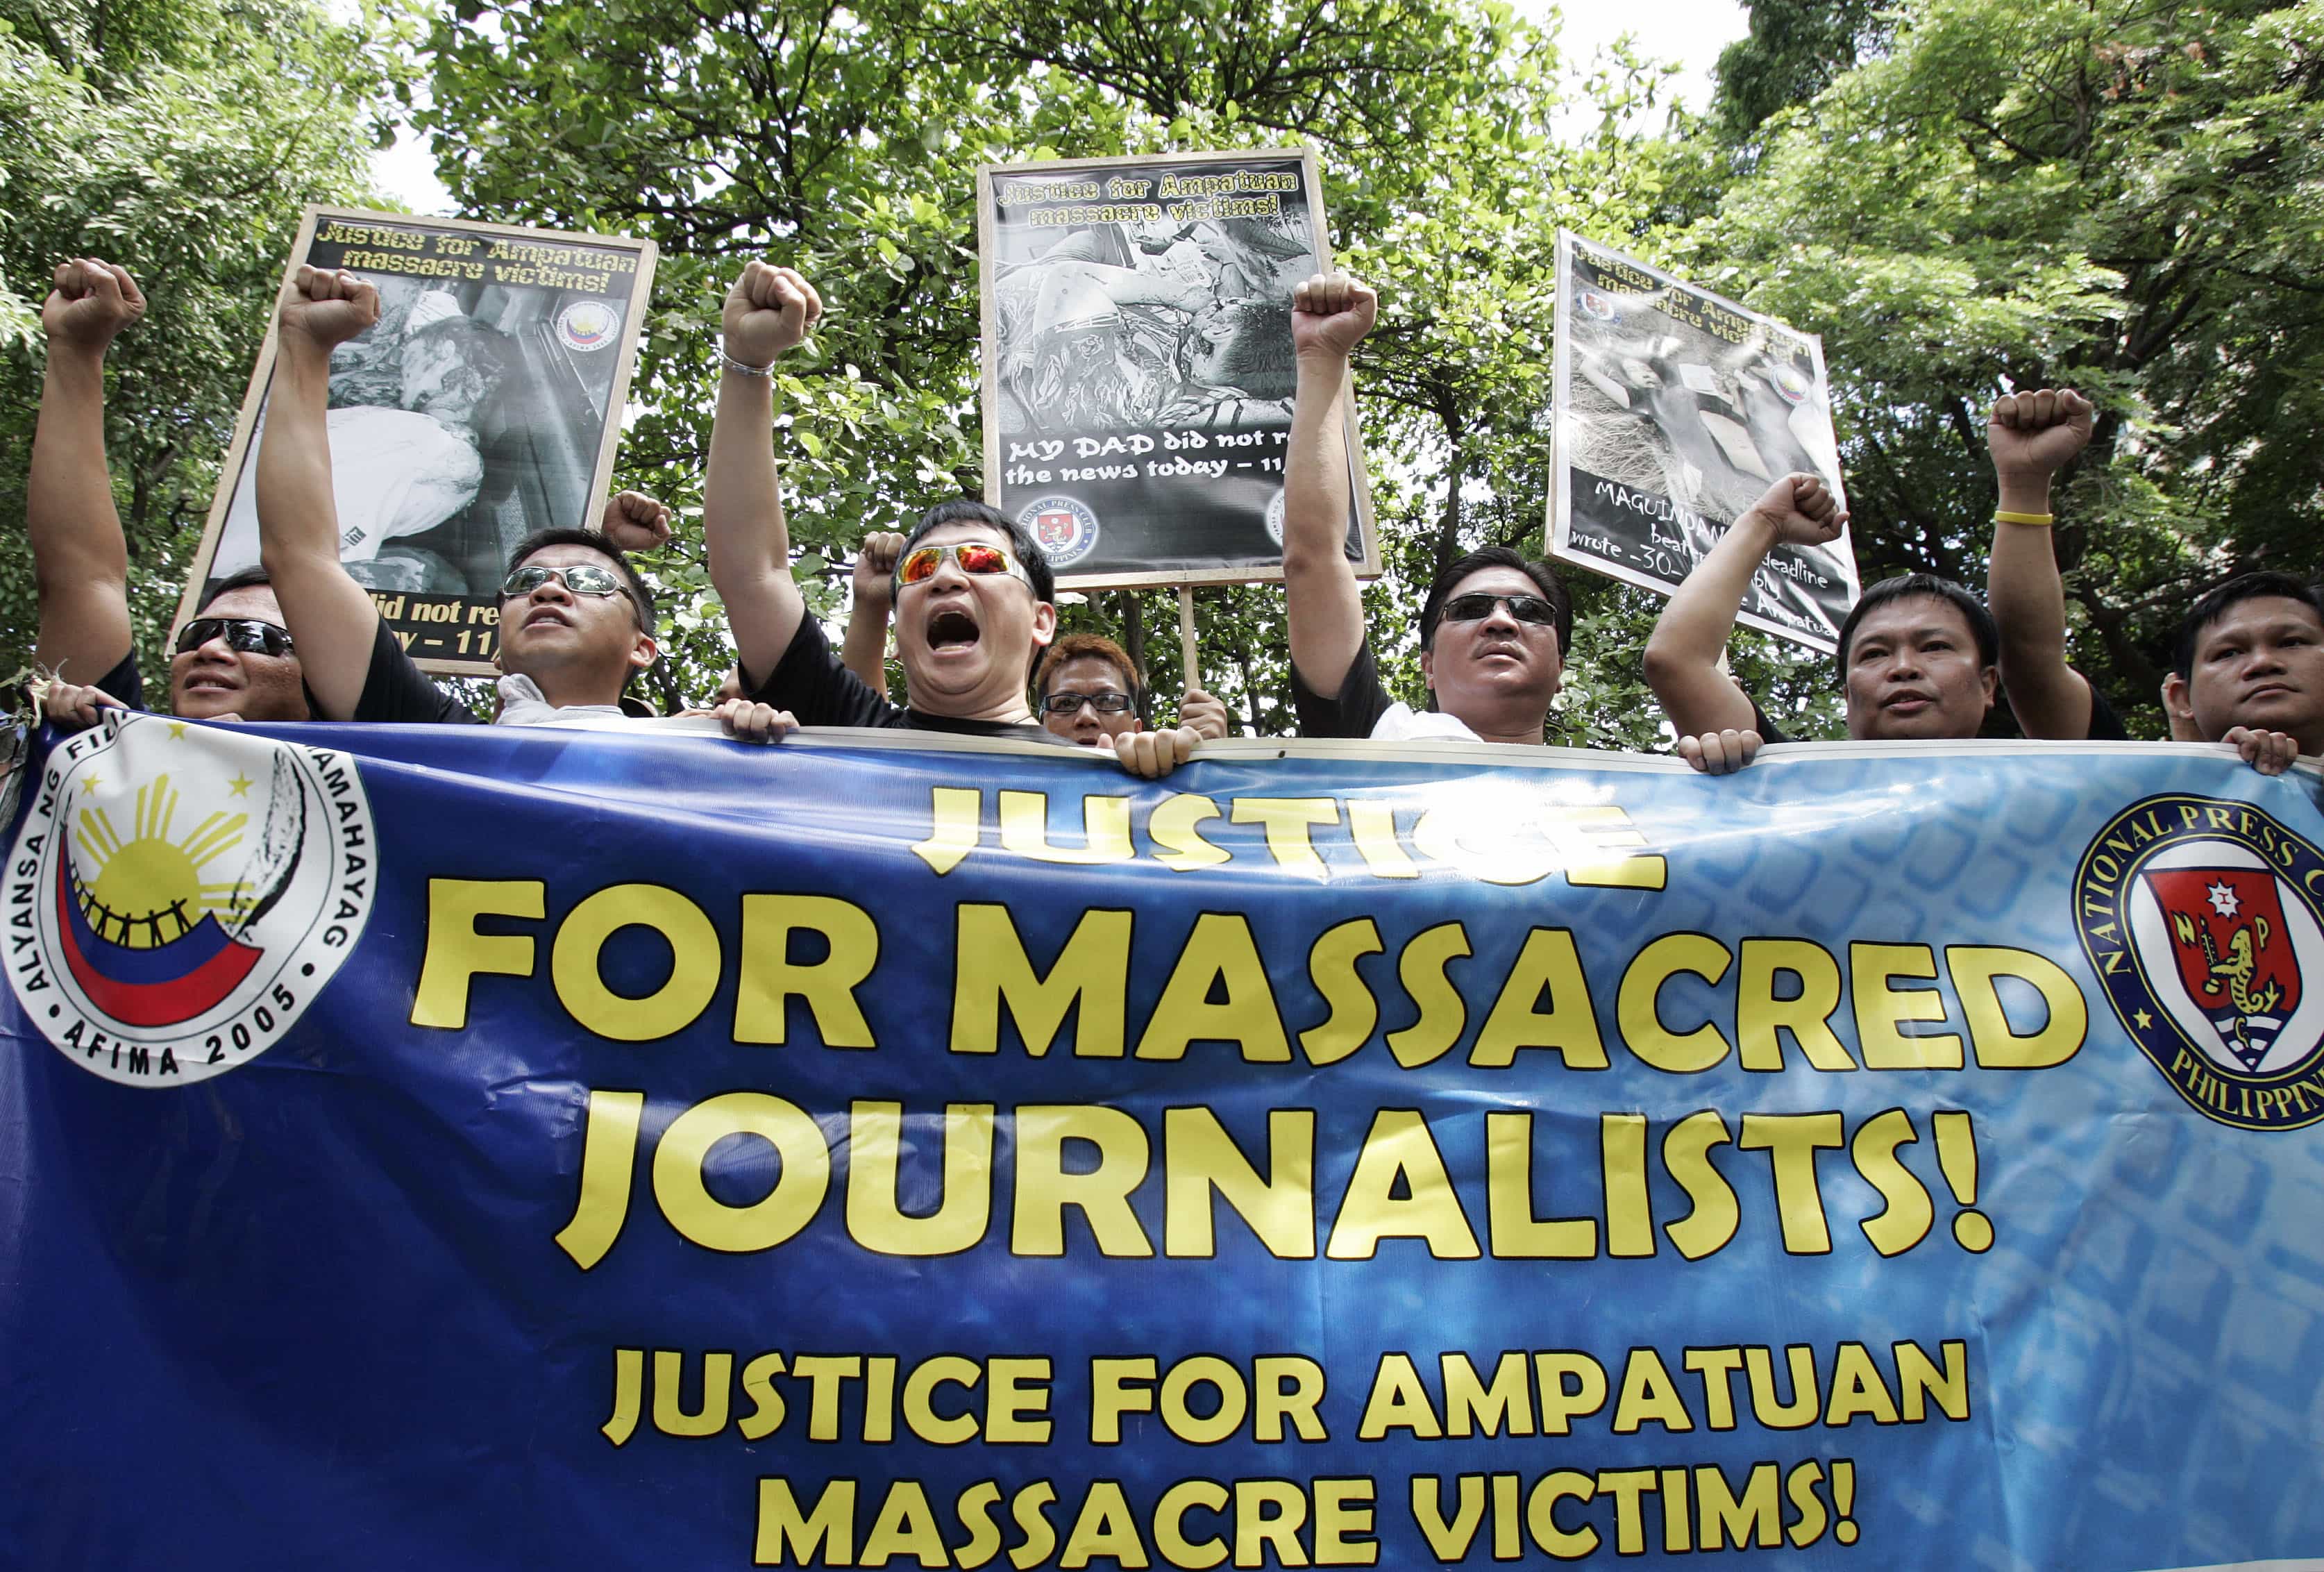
[{"x1": 4, "y1": 712, "x2": 2322, "y2": 1570}]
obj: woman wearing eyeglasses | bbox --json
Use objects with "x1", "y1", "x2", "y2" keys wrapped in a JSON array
[{"x1": 1036, "y1": 635, "x2": 1149, "y2": 746}]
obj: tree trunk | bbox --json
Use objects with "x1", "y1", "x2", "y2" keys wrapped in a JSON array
[{"x1": 1431, "y1": 433, "x2": 1468, "y2": 585}]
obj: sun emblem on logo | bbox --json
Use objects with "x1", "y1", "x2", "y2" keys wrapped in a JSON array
[
  {"x1": 6, "y1": 714, "x2": 377, "y2": 1085},
  {"x1": 557, "y1": 298, "x2": 621, "y2": 353},
  {"x1": 2075, "y1": 794, "x2": 2324, "y2": 1130}
]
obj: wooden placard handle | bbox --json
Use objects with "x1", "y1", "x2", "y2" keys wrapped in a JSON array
[{"x1": 1177, "y1": 588, "x2": 1199, "y2": 691}]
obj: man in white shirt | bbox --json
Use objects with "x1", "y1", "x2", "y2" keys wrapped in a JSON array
[{"x1": 1278, "y1": 272, "x2": 1572, "y2": 746}]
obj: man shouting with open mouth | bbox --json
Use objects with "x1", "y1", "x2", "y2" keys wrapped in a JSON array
[{"x1": 702, "y1": 260, "x2": 1203, "y2": 778}]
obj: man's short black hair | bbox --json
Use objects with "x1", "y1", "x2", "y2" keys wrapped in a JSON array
[
  {"x1": 902, "y1": 499, "x2": 1056, "y2": 605},
  {"x1": 2171, "y1": 571, "x2": 2324, "y2": 679},
  {"x1": 506, "y1": 528, "x2": 657, "y2": 630},
  {"x1": 199, "y1": 566, "x2": 276, "y2": 613},
  {"x1": 1419, "y1": 547, "x2": 1572, "y2": 656},
  {"x1": 1836, "y1": 574, "x2": 1998, "y2": 671}
]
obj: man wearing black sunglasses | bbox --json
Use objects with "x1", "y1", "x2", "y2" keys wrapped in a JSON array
[
  {"x1": 704, "y1": 260, "x2": 1205, "y2": 777},
  {"x1": 1281, "y1": 272, "x2": 1574, "y2": 745},
  {"x1": 28, "y1": 258, "x2": 317, "y2": 730}
]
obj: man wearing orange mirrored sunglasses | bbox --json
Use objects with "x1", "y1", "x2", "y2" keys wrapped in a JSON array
[{"x1": 703, "y1": 261, "x2": 1206, "y2": 778}]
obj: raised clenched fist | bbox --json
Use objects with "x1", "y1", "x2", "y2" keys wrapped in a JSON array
[
  {"x1": 1737, "y1": 471, "x2": 1848, "y2": 549},
  {"x1": 1987, "y1": 387, "x2": 2094, "y2": 483},
  {"x1": 722, "y1": 262, "x2": 823, "y2": 369},
  {"x1": 853, "y1": 530, "x2": 907, "y2": 609},
  {"x1": 277, "y1": 265, "x2": 381, "y2": 354},
  {"x1": 601, "y1": 490, "x2": 674, "y2": 552},
  {"x1": 42, "y1": 259, "x2": 145, "y2": 354},
  {"x1": 1290, "y1": 271, "x2": 1377, "y2": 362}
]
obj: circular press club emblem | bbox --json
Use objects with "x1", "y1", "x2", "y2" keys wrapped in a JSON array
[
  {"x1": 5, "y1": 712, "x2": 377, "y2": 1085},
  {"x1": 2075, "y1": 794, "x2": 2324, "y2": 1130},
  {"x1": 557, "y1": 298, "x2": 622, "y2": 353},
  {"x1": 1017, "y1": 495, "x2": 1101, "y2": 569}
]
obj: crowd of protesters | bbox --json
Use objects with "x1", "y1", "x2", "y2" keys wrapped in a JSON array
[{"x1": 25, "y1": 257, "x2": 2323, "y2": 778}]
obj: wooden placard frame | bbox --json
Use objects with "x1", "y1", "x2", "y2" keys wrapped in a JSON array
[
  {"x1": 976, "y1": 147, "x2": 1379, "y2": 593},
  {"x1": 1545, "y1": 229, "x2": 1858, "y2": 655},
  {"x1": 175, "y1": 206, "x2": 659, "y2": 677}
]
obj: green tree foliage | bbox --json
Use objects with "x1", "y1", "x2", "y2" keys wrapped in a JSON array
[
  {"x1": 0, "y1": 0, "x2": 409, "y2": 682},
  {"x1": 419, "y1": 0, "x2": 1689, "y2": 728},
  {"x1": 1710, "y1": 0, "x2": 1896, "y2": 151},
  {"x1": 1694, "y1": 0, "x2": 2324, "y2": 733}
]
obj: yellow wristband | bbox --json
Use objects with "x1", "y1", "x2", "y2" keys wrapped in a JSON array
[{"x1": 1994, "y1": 510, "x2": 2054, "y2": 527}]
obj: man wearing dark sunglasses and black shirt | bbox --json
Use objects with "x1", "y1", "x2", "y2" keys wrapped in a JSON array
[
  {"x1": 702, "y1": 260, "x2": 1204, "y2": 778},
  {"x1": 28, "y1": 259, "x2": 325, "y2": 730},
  {"x1": 1281, "y1": 272, "x2": 1574, "y2": 745}
]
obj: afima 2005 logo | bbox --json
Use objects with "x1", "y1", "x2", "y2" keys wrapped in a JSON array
[
  {"x1": 6, "y1": 713, "x2": 376, "y2": 1085},
  {"x1": 2075, "y1": 794, "x2": 2324, "y2": 1130}
]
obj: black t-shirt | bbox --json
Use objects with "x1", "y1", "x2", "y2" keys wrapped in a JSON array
[
  {"x1": 2078, "y1": 678, "x2": 2129, "y2": 741},
  {"x1": 745, "y1": 615, "x2": 1066, "y2": 743},
  {"x1": 1749, "y1": 670, "x2": 2128, "y2": 744},
  {"x1": 349, "y1": 618, "x2": 479, "y2": 725},
  {"x1": 95, "y1": 650, "x2": 144, "y2": 709},
  {"x1": 1290, "y1": 638, "x2": 1396, "y2": 740},
  {"x1": 1748, "y1": 698, "x2": 1792, "y2": 745}
]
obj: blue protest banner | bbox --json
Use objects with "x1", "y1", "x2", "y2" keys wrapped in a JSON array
[{"x1": 3, "y1": 712, "x2": 2321, "y2": 1569}]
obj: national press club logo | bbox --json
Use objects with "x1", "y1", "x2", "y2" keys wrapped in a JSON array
[
  {"x1": 2075, "y1": 794, "x2": 2324, "y2": 1130},
  {"x1": 6, "y1": 712, "x2": 377, "y2": 1085},
  {"x1": 1017, "y1": 494, "x2": 1101, "y2": 569}
]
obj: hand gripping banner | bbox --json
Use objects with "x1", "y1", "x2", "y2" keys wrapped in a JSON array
[{"x1": 3, "y1": 713, "x2": 2323, "y2": 1570}]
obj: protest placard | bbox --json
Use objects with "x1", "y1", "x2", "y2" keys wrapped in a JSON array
[
  {"x1": 979, "y1": 149, "x2": 1376, "y2": 591},
  {"x1": 1549, "y1": 231, "x2": 1859, "y2": 654},
  {"x1": 178, "y1": 208, "x2": 657, "y2": 675}
]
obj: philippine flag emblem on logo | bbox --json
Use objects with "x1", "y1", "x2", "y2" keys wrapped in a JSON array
[
  {"x1": 1014, "y1": 494, "x2": 1100, "y2": 569},
  {"x1": 2075, "y1": 793, "x2": 2324, "y2": 1130},
  {"x1": 5, "y1": 713, "x2": 377, "y2": 1085},
  {"x1": 557, "y1": 299, "x2": 621, "y2": 353}
]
